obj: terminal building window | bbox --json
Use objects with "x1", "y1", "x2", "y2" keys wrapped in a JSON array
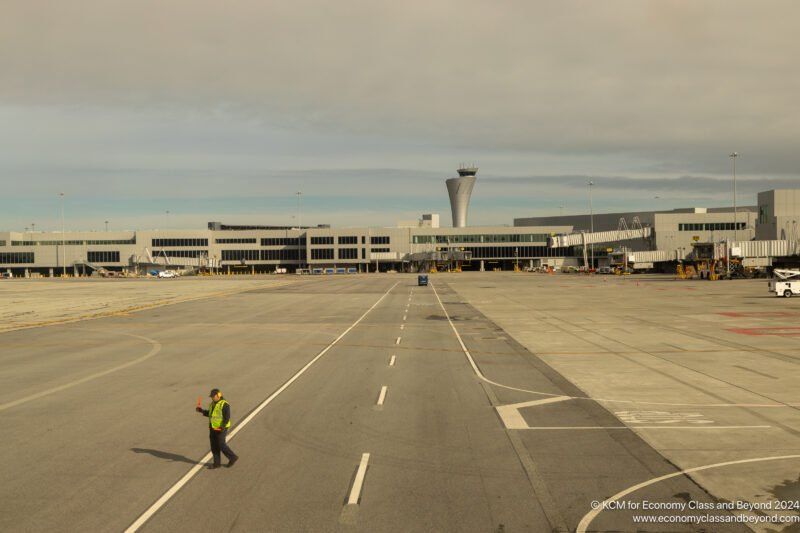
[
  {"x1": 153, "y1": 250, "x2": 207, "y2": 258},
  {"x1": 0, "y1": 241, "x2": 5, "y2": 247},
  {"x1": 221, "y1": 250, "x2": 260, "y2": 261},
  {"x1": 87, "y1": 251, "x2": 120, "y2": 263},
  {"x1": 460, "y1": 246, "x2": 572, "y2": 259},
  {"x1": 216, "y1": 238, "x2": 257, "y2": 244},
  {"x1": 12, "y1": 239, "x2": 134, "y2": 246},
  {"x1": 0, "y1": 252, "x2": 34, "y2": 264},
  {"x1": 261, "y1": 237, "x2": 306, "y2": 246},
  {"x1": 338, "y1": 248, "x2": 358, "y2": 259},
  {"x1": 412, "y1": 234, "x2": 548, "y2": 244},
  {"x1": 311, "y1": 248, "x2": 334, "y2": 260},
  {"x1": 338, "y1": 236, "x2": 358, "y2": 245},
  {"x1": 678, "y1": 222, "x2": 746, "y2": 231},
  {"x1": 311, "y1": 236, "x2": 334, "y2": 245},
  {"x1": 261, "y1": 249, "x2": 305, "y2": 261},
  {"x1": 152, "y1": 238, "x2": 208, "y2": 247},
  {"x1": 371, "y1": 247, "x2": 390, "y2": 253},
  {"x1": 370, "y1": 236, "x2": 390, "y2": 245}
]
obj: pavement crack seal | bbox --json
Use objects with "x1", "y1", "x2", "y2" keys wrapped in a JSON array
[
  {"x1": 0, "y1": 330, "x2": 162, "y2": 411},
  {"x1": 124, "y1": 282, "x2": 398, "y2": 533}
]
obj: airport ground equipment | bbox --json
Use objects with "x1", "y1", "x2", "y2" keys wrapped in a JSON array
[{"x1": 769, "y1": 269, "x2": 800, "y2": 297}]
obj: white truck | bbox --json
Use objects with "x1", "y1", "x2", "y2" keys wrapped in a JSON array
[{"x1": 769, "y1": 269, "x2": 800, "y2": 297}]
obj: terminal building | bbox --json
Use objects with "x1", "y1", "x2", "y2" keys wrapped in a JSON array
[{"x1": 1, "y1": 169, "x2": 799, "y2": 277}]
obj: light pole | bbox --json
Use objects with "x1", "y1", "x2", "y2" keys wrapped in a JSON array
[
  {"x1": 165, "y1": 210, "x2": 170, "y2": 228},
  {"x1": 730, "y1": 152, "x2": 738, "y2": 243},
  {"x1": 296, "y1": 192, "x2": 302, "y2": 229},
  {"x1": 60, "y1": 192, "x2": 66, "y2": 277},
  {"x1": 589, "y1": 180, "x2": 594, "y2": 269},
  {"x1": 105, "y1": 220, "x2": 109, "y2": 232}
]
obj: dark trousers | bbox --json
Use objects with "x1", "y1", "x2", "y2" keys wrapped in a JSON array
[{"x1": 209, "y1": 428, "x2": 237, "y2": 465}]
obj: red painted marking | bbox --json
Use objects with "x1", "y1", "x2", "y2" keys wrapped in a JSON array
[
  {"x1": 720, "y1": 312, "x2": 800, "y2": 318},
  {"x1": 727, "y1": 327, "x2": 800, "y2": 336}
]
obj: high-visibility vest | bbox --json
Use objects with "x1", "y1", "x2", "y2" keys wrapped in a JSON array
[{"x1": 209, "y1": 400, "x2": 230, "y2": 429}]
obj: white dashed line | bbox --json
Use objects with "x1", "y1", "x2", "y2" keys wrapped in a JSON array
[
  {"x1": 395, "y1": 337, "x2": 401, "y2": 345},
  {"x1": 400, "y1": 324, "x2": 405, "y2": 330},
  {"x1": 389, "y1": 355, "x2": 396, "y2": 366},
  {"x1": 125, "y1": 284, "x2": 398, "y2": 533},
  {"x1": 347, "y1": 453, "x2": 371, "y2": 505},
  {"x1": 376, "y1": 386, "x2": 388, "y2": 406}
]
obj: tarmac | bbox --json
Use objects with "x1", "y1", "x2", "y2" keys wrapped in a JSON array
[{"x1": 2, "y1": 272, "x2": 798, "y2": 532}]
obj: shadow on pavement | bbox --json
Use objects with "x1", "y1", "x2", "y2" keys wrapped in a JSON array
[{"x1": 131, "y1": 448, "x2": 202, "y2": 465}]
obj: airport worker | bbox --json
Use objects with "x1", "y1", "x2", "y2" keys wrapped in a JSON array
[{"x1": 196, "y1": 388, "x2": 239, "y2": 469}]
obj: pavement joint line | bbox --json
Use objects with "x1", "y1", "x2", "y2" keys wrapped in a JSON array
[
  {"x1": 347, "y1": 453, "x2": 371, "y2": 505},
  {"x1": 430, "y1": 283, "x2": 800, "y2": 409},
  {"x1": 0, "y1": 330, "x2": 162, "y2": 411},
  {"x1": 123, "y1": 282, "x2": 398, "y2": 533},
  {"x1": 376, "y1": 386, "x2": 388, "y2": 406},
  {"x1": 576, "y1": 454, "x2": 800, "y2": 533},
  {"x1": 389, "y1": 355, "x2": 396, "y2": 366}
]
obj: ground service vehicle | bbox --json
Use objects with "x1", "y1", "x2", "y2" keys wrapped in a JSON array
[
  {"x1": 418, "y1": 274, "x2": 428, "y2": 286},
  {"x1": 769, "y1": 269, "x2": 800, "y2": 297}
]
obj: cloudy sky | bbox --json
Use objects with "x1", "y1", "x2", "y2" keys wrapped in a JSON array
[{"x1": 2, "y1": 1, "x2": 798, "y2": 231}]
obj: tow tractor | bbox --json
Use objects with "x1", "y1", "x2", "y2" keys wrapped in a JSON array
[{"x1": 769, "y1": 269, "x2": 800, "y2": 298}]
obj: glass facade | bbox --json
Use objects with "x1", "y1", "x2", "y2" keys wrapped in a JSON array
[
  {"x1": 221, "y1": 250, "x2": 260, "y2": 261},
  {"x1": 338, "y1": 248, "x2": 358, "y2": 259},
  {"x1": 311, "y1": 248, "x2": 334, "y2": 260},
  {"x1": 216, "y1": 238, "x2": 257, "y2": 244},
  {"x1": 0, "y1": 252, "x2": 34, "y2": 264},
  {"x1": 262, "y1": 249, "x2": 305, "y2": 261},
  {"x1": 87, "y1": 251, "x2": 120, "y2": 263},
  {"x1": 153, "y1": 250, "x2": 207, "y2": 258},
  {"x1": 152, "y1": 238, "x2": 208, "y2": 247},
  {"x1": 311, "y1": 236, "x2": 334, "y2": 245},
  {"x1": 413, "y1": 234, "x2": 548, "y2": 244},
  {"x1": 370, "y1": 236, "x2": 390, "y2": 244},
  {"x1": 338, "y1": 236, "x2": 358, "y2": 245},
  {"x1": 261, "y1": 237, "x2": 305, "y2": 246},
  {"x1": 678, "y1": 222, "x2": 746, "y2": 231}
]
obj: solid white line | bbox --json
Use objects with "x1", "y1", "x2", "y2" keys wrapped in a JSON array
[
  {"x1": 395, "y1": 336, "x2": 401, "y2": 345},
  {"x1": 125, "y1": 283, "x2": 398, "y2": 533},
  {"x1": 576, "y1": 454, "x2": 800, "y2": 533},
  {"x1": 348, "y1": 453, "x2": 371, "y2": 505},
  {"x1": 0, "y1": 331, "x2": 161, "y2": 412},
  {"x1": 517, "y1": 425, "x2": 771, "y2": 430},
  {"x1": 377, "y1": 386, "x2": 388, "y2": 406},
  {"x1": 496, "y1": 396, "x2": 572, "y2": 429},
  {"x1": 389, "y1": 355, "x2": 396, "y2": 366}
]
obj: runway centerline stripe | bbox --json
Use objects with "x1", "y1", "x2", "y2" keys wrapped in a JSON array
[
  {"x1": 395, "y1": 336, "x2": 401, "y2": 345},
  {"x1": 124, "y1": 282, "x2": 398, "y2": 533},
  {"x1": 0, "y1": 330, "x2": 161, "y2": 412},
  {"x1": 389, "y1": 355, "x2": 396, "y2": 366},
  {"x1": 377, "y1": 386, "x2": 388, "y2": 406},
  {"x1": 348, "y1": 453, "x2": 371, "y2": 505}
]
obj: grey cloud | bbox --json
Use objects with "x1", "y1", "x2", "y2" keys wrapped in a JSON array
[{"x1": 2, "y1": 1, "x2": 799, "y2": 173}]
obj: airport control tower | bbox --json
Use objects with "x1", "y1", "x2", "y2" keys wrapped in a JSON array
[{"x1": 446, "y1": 165, "x2": 478, "y2": 228}]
